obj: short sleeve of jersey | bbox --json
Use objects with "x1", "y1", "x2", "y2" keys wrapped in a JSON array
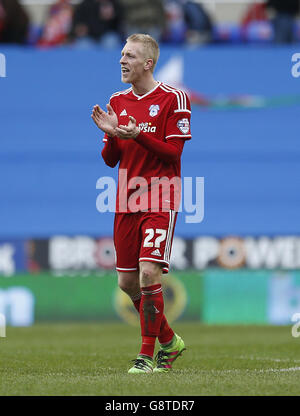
[{"x1": 165, "y1": 91, "x2": 192, "y2": 141}]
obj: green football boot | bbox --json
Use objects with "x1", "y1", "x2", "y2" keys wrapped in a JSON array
[
  {"x1": 128, "y1": 355, "x2": 153, "y2": 374},
  {"x1": 153, "y1": 334, "x2": 186, "y2": 373}
]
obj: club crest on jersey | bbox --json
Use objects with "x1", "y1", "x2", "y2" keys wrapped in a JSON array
[
  {"x1": 149, "y1": 104, "x2": 160, "y2": 117},
  {"x1": 138, "y1": 122, "x2": 157, "y2": 133},
  {"x1": 177, "y1": 118, "x2": 190, "y2": 134}
]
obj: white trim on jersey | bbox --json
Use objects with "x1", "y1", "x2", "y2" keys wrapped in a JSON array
[
  {"x1": 139, "y1": 257, "x2": 170, "y2": 265},
  {"x1": 159, "y1": 83, "x2": 189, "y2": 113},
  {"x1": 165, "y1": 134, "x2": 191, "y2": 139},
  {"x1": 131, "y1": 81, "x2": 161, "y2": 100},
  {"x1": 164, "y1": 210, "x2": 176, "y2": 264},
  {"x1": 174, "y1": 109, "x2": 191, "y2": 114},
  {"x1": 110, "y1": 87, "x2": 132, "y2": 100},
  {"x1": 161, "y1": 84, "x2": 186, "y2": 111},
  {"x1": 116, "y1": 266, "x2": 138, "y2": 271}
]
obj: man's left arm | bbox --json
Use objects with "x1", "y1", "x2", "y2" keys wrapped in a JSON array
[{"x1": 133, "y1": 133, "x2": 185, "y2": 163}]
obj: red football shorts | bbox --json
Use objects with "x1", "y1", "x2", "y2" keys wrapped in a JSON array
[{"x1": 113, "y1": 210, "x2": 177, "y2": 274}]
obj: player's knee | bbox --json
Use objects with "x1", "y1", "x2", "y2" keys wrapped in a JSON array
[
  {"x1": 118, "y1": 279, "x2": 130, "y2": 293},
  {"x1": 139, "y1": 262, "x2": 162, "y2": 287},
  {"x1": 118, "y1": 273, "x2": 139, "y2": 295}
]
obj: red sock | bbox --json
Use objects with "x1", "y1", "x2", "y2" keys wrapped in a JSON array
[
  {"x1": 158, "y1": 317, "x2": 175, "y2": 345},
  {"x1": 132, "y1": 293, "x2": 142, "y2": 313},
  {"x1": 132, "y1": 291, "x2": 174, "y2": 346},
  {"x1": 139, "y1": 284, "x2": 164, "y2": 358}
]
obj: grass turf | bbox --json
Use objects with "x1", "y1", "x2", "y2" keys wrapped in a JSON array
[{"x1": 0, "y1": 322, "x2": 299, "y2": 396}]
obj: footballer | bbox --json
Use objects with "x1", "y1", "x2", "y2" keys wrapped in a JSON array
[{"x1": 91, "y1": 34, "x2": 191, "y2": 373}]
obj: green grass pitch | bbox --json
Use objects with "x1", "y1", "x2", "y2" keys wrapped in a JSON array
[{"x1": 0, "y1": 322, "x2": 300, "y2": 396}]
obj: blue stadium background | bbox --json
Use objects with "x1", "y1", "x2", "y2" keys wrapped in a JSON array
[{"x1": 1, "y1": 46, "x2": 299, "y2": 239}]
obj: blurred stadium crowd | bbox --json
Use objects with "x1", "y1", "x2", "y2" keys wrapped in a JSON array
[{"x1": 0, "y1": 0, "x2": 299, "y2": 48}]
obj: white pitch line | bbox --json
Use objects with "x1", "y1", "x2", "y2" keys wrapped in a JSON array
[
  {"x1": 235, "y1": 355, "x2": 300, "y2": 364},
  {"x1": 263, "y1": 367, "x2": 300, "y2": 373},
  {"x1": 204, "y1": 367, "x2": 300, "y2": 374}
]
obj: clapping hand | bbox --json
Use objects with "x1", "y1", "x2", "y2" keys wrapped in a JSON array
[
  {"x1": 115, "y1": 116, "x2": 140, "y2": 140},
  {"x1": 91, "y1": 104, "x2": 118, "y2": 137}
]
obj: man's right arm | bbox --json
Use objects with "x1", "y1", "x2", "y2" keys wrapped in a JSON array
[
  {"x1": 101, "y1": 134, "x2": 121, "y2": 168},
  {"x1": 91, "y1": 100, "x2": 120, "y2": 167}
]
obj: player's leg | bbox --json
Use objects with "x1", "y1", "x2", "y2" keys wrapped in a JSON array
[
  {"x1": 114, "y1": 213, "x2": 154, "y2": 373},
  {"x1": 115, "y1": 211, "x2": 184, "y2": 373},
  {"x1": 118, "y1": 267, "x2": 161, "y2": 374},
  {"x1": 114, "y1": 212, "x2": 140, "y2": 290},
  {"x1": 137, "y1": 260, "x2": 185, "y2": 373},
  {"x1": 137, "y1": 211, "x2": 185, "y2": 373},
  {"x1": 114, "y1": 211, "x2": 174, "y2": 336},
  {"x1": 128, "y1": 260, "x2": 163, "y2": 373},
  {"x1": 118, "y1": 267, "x2": 177, "y2": 346},
  {"x1": 138, "y1": 210, "x2": 176, "y2": 353},
  {"x1": 138, "y1": 260, "x2": 164, "y2": 359},
  {"x1": 117, "y1": 270, "x2": 141, "y2": 310},
  {"x1": 114, "y1": 212, "x2": 150, "y2": 373}
]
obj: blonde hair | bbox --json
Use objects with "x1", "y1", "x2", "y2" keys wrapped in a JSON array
[{"x1": 126, "y1": 34, "x2": 160, "y2": 72}]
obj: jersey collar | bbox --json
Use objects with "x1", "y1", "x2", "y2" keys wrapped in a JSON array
[{"x1": 131, "y1": 81, "x2": 161, "y2": 100}]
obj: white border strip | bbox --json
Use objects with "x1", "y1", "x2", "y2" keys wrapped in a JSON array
[
  {"x1": 116, "y1": 267, "x2": 138, "y2": 271},
  {"x1": 139, "y1": 257, "x2": 169, "y2": 265}
]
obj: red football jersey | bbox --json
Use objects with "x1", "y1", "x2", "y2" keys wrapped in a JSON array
[{"x1": 102, "y1": 82, "x2": 192, "y2": 213}]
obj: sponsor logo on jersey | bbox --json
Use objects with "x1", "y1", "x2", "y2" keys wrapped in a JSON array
[
  {"x1": 120, "y1": 109, "x2": 127, "y2": 116},
  {"x1": 138, "y1": 122, "x2": 157, "y2": 133},
  {"x1": 149, "y1": 104, "x2": 160, "y2": 117},
  {"x1": 177, "y1": 118, "x2": 190, "y2": 134}
]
